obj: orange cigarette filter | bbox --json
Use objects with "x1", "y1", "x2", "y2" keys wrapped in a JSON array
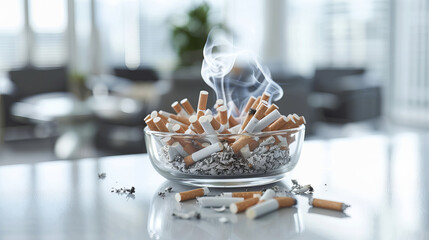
[
  {"x1": 248, "y1": 138, "x2": 260, "y2": 151},
  {"x1": 172, "y1": 124, "x2": 186, "y2": 134},
  {"x1": 261, "y1": 92, "x2": 271, "y2": 102},
  {"x1": 310, "y1": 198, "x2": 350, "y2": 211},
  {"x1": 275, "y1": 197, "x2": 297, "y2": 208},
  {"x1": 175, "y1": 187, "x2": 210, "y2": 202},
  {"x1": 281, "y1": 115, "x2": 297, "y2": 129},
  {"x1": 210, "y1": 117, "x2": 231, "y2": 134},
  {"x1": 229, "y1": 116, "x2": 239, "y2": 127},
  {"x1": 151, "y1": 111, "x2": 168, "y2": 123},
  {"x1": 189, "y1": 115, "x2": 204, "y2": 134},
  {"x1": 265, "y1": 104, "x2": 279, "y2": 115},
  {"x1": 145, "y1": 118, "x2": 159, "y2": 131},
  {"x1": 229, "y1": 192, "x2": 262, "y2": 199},
  {"x1": 243, "y1": 96, "x2": 256, "y2": 114},
  {"x1": 254, "y1": 102, "x2": 268, "y2": 120},
  {"x1": 180, "y1": 98, "x2": 195, "y2": 115},
  {"x1": 171, "y1": 101, "x2": 184, "y2": 115},
  {"x1": 144, "y1": 114, "x2": 151, "y2": 122},
  {"x1": 251, "y1": 96, "x2": 262, "y2": 110},
  {"x1": 231, "y1": 136, "x2": 256, "y2": 154},
  {"x1": 163, "y1": 136, "x2": 175, "y2": 145},
  {"x1": 197, "y1": 91, "x2": 209, "y2": 119},
  {"x1": 268, "y1": 116, "x2": 288, "y2": 131},
  {"x1": 230, "y1": 197, "x2": 260, "y2": 214},
  {"x1": 218, "y1": 106, "x2": 228, "y2": 125},
  {"x1": 153, "y1": 117, "x2": 169, "y2": 132},
  {"x1": 169, "y1": 113, "x2": 190, "y2": 125}
]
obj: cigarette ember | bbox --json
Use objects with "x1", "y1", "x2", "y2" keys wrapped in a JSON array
[{"x1": 145, "y1": 90, "x2": 306, "y2": 177}]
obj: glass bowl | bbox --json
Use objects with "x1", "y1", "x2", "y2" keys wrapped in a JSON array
[{"x1": 144, "y1": 125, "x2": 305, "y2": 187}]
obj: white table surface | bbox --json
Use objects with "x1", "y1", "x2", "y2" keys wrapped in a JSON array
[{"x1": 1, "y1": 131, "x2": 428, "y2": 240}]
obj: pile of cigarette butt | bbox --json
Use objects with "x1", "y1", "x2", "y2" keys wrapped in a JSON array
[
  {"x1": 172, "y1": 181, "x2": 350, "y2": 220},
  {"x1": 144, "y1": 91, "x2": 305, "y2": 176}
]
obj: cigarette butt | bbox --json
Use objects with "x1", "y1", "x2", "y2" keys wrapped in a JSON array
[
  {"x1": 280, "y1": 115, "x2": 297, "y2": 129},
  {"x1": 145, "y1": 118, "x2": 159, "y2": 131},
  {"x1": 243, "y1": 96, "x2": 257, "y2": 114},
  {"x1": 240, "y1": 112, "x2": 254, "y2": 132},
  {"x1": 261, "y1": 92, "x2": 271, "y2": 102},
  {"x1": 231, "y1": 136, "x2": 255, "y2": 154},
  {"x1": 189, "y1": 115, "x2": 204, "y2": 134},
  {"x1": 199, "y1": 116, "x2": 218, "y2": 143},
  {"x1": 215, "y1": 99, "x2": 224, "y2": 109},
  {"x1": 172, "y1": 124, "x2": 186, "y2": 134},
  {"x1": 209, "y1": 117, "x2": 231, "y2": 134},
  {"x1": 246, "y1": 197, "x2": 296, "y2": 219},
  {"x1": 144, "y1": 114, "x2": 151, "y2": 122},
  {"x1": 153, "y1": 117, "x2": 169, "y2": 132},
  {"x1": 251, "y1": 96, "x2": 262, "y2": 110},
  {"x1": 151, "y1": 111, "x2": 168, "y2": 123},
  {"x1": 309, "y1": 198, "x2": 350, "y2": 211},
  {"x1": 162, "y1": 136, "x2": 175, "y2": 146},
  {"x1": 171, "y1": 101, "x2": 189, "y2": 117},
  {"x1": 268, "y1": 116, "x2": 288, "y2": 131},
  {"x1": 228, "y1": 115, "x2": 239, "y2": 127},
  {"x1": 248, "y1": 138, "x2": 260, "y2": 151},
  {"x1": 259, "y1": 189, "x2": 276, "y2": 202},
  {"x1": 222, "y1": 191, "x2": 262, "y2": 198},
  {"x1": 180, "y1": 98, "x2": 195, "y2": 115},
  {"x1": 160, "y1": 111, "x2": 190, "y2": 125},
  {"x1": 197, "y1": 91, "x2": 209, "y2": 118},
  {"x1": 230, "y1": 197, "x2": 260, "y2": 214},
  {"x1": 253, "y1": 109, "x2": 281, "y2": 132},
  {"x1": 218, "y1": 106, "x2": 228, "y2": 125},
  {"x1": 198, "y1": 197, "x2": 244, "y2": 207},
  {"x1": 175, "y1": 187, "x2": 210, "y2": 202},
  {"x1": 243, "y1": 103, "x2": 268, "y2": 133},
  {"x1": 265, "y1": 104, "x2": 279, "y2": 115},
  {"x1": 184, "y1": 142, "x2": 223, "y2": 166},
  {"x1": 240, "y1": 145, "x2": 252, "y2": 159}
]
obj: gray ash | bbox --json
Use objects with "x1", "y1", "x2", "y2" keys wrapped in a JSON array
[
  {"x1": 111, "y1": 186, "x2": 136, "y2": 195},
  {"x1": 158, "y1": 186, "x2": 174, "y2": 199},
  {"x1": 160, "y1": 144, "x2": 291, "y2": 176}
]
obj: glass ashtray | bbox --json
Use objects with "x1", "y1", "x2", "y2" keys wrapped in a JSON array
[{"x1": 144, "y1": 125, "x2": 305, "y2": 187}]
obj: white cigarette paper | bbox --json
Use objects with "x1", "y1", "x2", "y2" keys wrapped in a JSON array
[
  {"x1": 199, "y1": 116, "x2": 218, "y2": 143},
  {"x1": 246, "y1": 199, "x2": 279, "y2": 219},
  {"x1": 253, "y1": 109, "x2": 281, "y2": 132},
  {"x1": 198, "y1": 197, "x2": 244, "y2": 207},
  {"x1": 172, "y1": 142, "x2": 187, "y2": 157},
  {"x1": 244, "y1": 117, "x2": 260, "y2": 133},
  {"x1": 260, "y1": 189, "x2": 276, "y2": 201},
  {"x1": 185, "y1": 142, "x2": 223, "y2": 165}
]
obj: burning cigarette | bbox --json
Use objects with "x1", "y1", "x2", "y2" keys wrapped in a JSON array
[
  {"x1": 189, "y1": 115, "x2": 204, "y2": 134},
  {"x1": 197, "y1": 90, "x2": 209, "y2": 119},
  {"x1": 246, "y1": 197, "x2": 297, "y2": 219},
  {"x1": 175, "y1": 187, "x2": 210, "y2": 202},
  {"x1": 259, "y1": 189, "x2": 276, "y2": 202},
  {"x1": 171, "y1": 101, "x2": 189, "y2": 117},
  {"x1": 230, "y1": 197, "x2": 260, "y2": 214},
  {"x1": 221, "y1": 191, "x2": 262, "y2": 199},
  {"x1": 243, "y1": 102, "x2": 268, "y2": 133},
  {"x1": 309, "y1": 198, "x2": 350, "y2": 211},
  {"x1": 243, "y1": 96, "x2": 256, "y2": 114},
  {"x1": 184, "y1": 142, "x2": 223, "y2": 166},
  {"x1": 180, "y1": 98, "x2": 195, "y2": 115},
  {"x1": 253, "y1": 109, "x2": 281, "y2": 132},
  {"x1": 198, "y1": 197, "x2": 244, "y2": 207}
]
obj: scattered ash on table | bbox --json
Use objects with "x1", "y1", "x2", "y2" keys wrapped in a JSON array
[
  {"x1": 111, "y1": 186, "x2": 135, "y2": 194},
  {"x1": 160, "y1": 144, "x2": 291, "y2": 176},
  {"x1": 98, "y1": 172, "x2": 106, "y2": 179},
  {"x1": 158, "y1": 186, "x2": 173, "y2": 199}
]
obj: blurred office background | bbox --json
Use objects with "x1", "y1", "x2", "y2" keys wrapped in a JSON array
[{"x1": 0, "y1": 0, "x2": 427, "y2": 164}]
